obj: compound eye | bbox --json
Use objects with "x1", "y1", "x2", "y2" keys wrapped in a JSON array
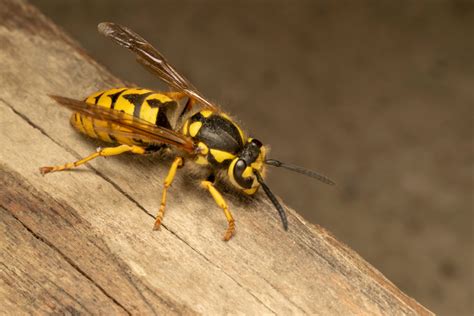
[
  {"x1": 235, "y1": 159, "x2": 247, "y2": 175},
  {"x1": 251, "y1": 139, "x2": 262, "y2": 148},
  {"x1": 232, "y1": 159, "x2": 253, "y2": 189}
]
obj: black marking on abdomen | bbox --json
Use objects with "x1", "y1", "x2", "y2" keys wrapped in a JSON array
[
  {"x1": 156, "y1": 108, "x2": 171, "y2": 129},
  {"x1": 108, "y1": 89, "x2": 127, "y2": 109},
  {"x1": 90, "y1": 118, "x2": 99, "y2": 137},
  {"x1": 147, "y1": 99, "x2": 176, "y2": 128},
  {"x1": 108, "y1": 133, "x2": 117, "y2": 143},
  {"x1": 147, "y1": 98, "x2": 174, "y2": 109},
  {"x1": 93, "y1": 91, "x2": 105, "y2": 104},
  {"x1": 78, "y1": 114, "x2": 85, "y2": 129},
  {"x1": 123, "y1": 92, "x2": 154, "y2": 118}
]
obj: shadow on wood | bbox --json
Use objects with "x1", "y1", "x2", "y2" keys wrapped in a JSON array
[{"x1": 0, "y1": 0, "x2": 433, "y2": 314}]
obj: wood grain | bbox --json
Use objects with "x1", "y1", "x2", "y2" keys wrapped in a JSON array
[{"x1": 0, "y1": 0, "x2": 433, "y2": 314}]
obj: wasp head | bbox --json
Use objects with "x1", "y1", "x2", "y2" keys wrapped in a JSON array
[
  {"x1": 228, "y1": 137, "x2": 335, "y2": 232},
  {"x1": 228, "y1": 138, "x2": 266, "y2": 195}
]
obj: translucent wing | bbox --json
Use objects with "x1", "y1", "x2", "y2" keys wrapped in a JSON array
[
  {"x1": 98, "y1": 22, "x2": 218, "y2": 111},
  {"x1": 50, "y1": 95, "x2": 196, "y2": 153}
]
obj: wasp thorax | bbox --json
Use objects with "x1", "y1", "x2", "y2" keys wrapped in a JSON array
[{"x1": 228, "y1": 138, "x2": 266, "y2": 195}]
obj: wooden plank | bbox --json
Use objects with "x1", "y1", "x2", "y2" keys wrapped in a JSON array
[
  {"x1": 0, "y1": 207, "x2": 128, "y2": 315},
  {"x1": 0, "y1": 0, "x2": 433, "y2": 314},
  {"x1": 0, "y1": 165, "x2": 192, "y2": 315}
]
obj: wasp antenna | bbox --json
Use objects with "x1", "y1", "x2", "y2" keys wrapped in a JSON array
[
  {"x1": 265, "y1": 159, "x2": 335, "y2": 186},
  {"x1": 255, "y1": 171, "x2": 288, "y2": 231}
]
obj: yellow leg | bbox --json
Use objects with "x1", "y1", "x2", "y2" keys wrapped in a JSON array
[
  {"x1": 201, "y1": 180, "x2": 235, "y2": 241},
  {"x1": 153, "y1": 156, "x2": 184, "y2": 230},
  {"x1": 39, "y1": 145, "x2": 146, "y2": 175}
]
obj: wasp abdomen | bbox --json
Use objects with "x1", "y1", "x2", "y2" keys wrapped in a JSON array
[{"x1": 70, "y1": 88, "x2": 178, "y2": 147}]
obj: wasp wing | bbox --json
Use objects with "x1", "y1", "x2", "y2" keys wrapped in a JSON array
[
  {"x1": 98, "y1": 22, "x2": 218, "y2": 111},
  {"x1": 50, "y1": 95, "x2": 195, "y2": 153}
]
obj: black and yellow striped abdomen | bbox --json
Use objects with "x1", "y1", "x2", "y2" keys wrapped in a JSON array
[{"x1": 71, "y1": 88, "x2": 177, "y2": 147}]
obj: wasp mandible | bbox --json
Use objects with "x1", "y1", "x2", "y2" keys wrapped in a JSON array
[{"x1": 40, "y1": 22, "x2": 334, "y2": 241}]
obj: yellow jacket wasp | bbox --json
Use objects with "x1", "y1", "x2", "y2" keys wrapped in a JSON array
[{"x1": 40, "y1": 22, "x2": 334, "y2": 241}]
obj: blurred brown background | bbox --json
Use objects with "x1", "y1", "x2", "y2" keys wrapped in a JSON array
[{"x1": 31, "y1": 0, "x2": 473, "y2": 314}]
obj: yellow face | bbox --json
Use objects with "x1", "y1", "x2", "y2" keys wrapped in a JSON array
[{"x1": 227, "y1": 139, "x2": 267, "y2": 195}]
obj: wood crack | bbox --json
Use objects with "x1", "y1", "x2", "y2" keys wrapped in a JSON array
[
  {"x1": 248, "y1": 265, "x2": 307, "y2": 314},
  {"x1": 5, "y1": 209, "x2": 131, "y2": 315},
  {"x1": 165, "y1": 226, "x2": 277, "y2": 314}
]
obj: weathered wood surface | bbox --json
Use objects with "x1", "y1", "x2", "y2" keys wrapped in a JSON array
[{"x1": 0, "y1": 0, "x2": 433, "y2": 314}]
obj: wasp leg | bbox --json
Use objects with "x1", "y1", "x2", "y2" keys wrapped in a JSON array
[
  {"x1": 153, "y1": 156, "x2": 184, "y2": 230},
  {"x1": 39, "y1": 144, "x2": 146, "y2": 175},
  {"x1": 200, "y1": 180, "x2": 235, "y2": 241}
]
